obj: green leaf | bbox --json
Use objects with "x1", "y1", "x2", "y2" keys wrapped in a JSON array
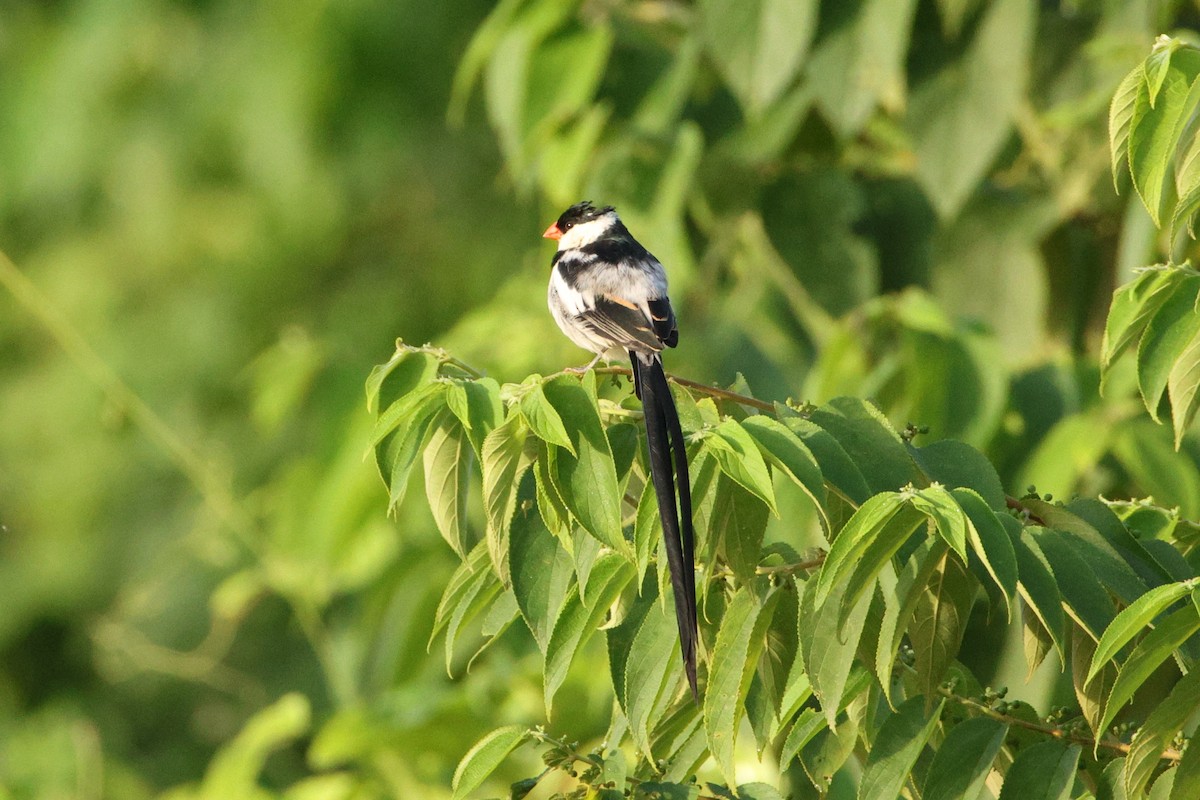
[
  {"x1": 1170, "y1": 730, "x2": 1200, "y2": 800},
  {"x1": 544, "y1": 553, "x2": 633, "y2": 717},
  {"x1": 813, "y1": 492, "x2": 917, "y2": 612},
  {"x1": 365, "y1": 348, "x2": 438, "y2": 415},
  {"x1": 381, "y1": 386, "x2": 447, "y2": 510},
  {"x1": 705, "y1": 585, "x2": 780, "y2": 784},
  {"x1": 509, "y1": 485, "x2": 575, "y2": 653},
  {"x1": 1102, "y1": 267, "x2": 1186, "y2": 372},
  {"x1": 704, "y1": 420, "x2": 778, "y2": 514},
  {"x1": 915, "y1": 440, "x2": 1007, "y2": 511},
  {"x1": 458, "y1": 378, "x2": 504, "y2": 458},
  {"x1": 857, "y1": 697, "x2": 944, "y2": 800},
  {"x1": 906, "y1": 0, "x2": 1035, "y2": 218},
  {"x1": 1087, "y1": 580, "x2": 1195, "y2": 684},
  {"x1": 697, "y1": 0, "x2": 817, "y2": 117},
  {"x1": 624, "y1": 593, "x2": 685, "y2": 757},
  {"x1": 1014, "y1": 529, "x2": 1068, "y2": 663},
  {"x1": 953, "y1": 488, "x2": 1018, "y2": 611},
  {"x1": 446, "y1": 0, "x2": 525, "y2": 126},
  {"x1": 1111, "y1": 64, "x2": 1145, "y2": 189},
  {"x1": 912, "y1": 484, "x2": 969, "y2": 560},
  {"x1": 800, "y1": 573, "x2": 873, "y2": 725},
  {"x1": 1125, "y1": 668, "x2": 1200, "y2": 799},
  {"x1": 1128, "y1": 48, "x2": 1200, "y2": 225},
  {"x1": 997, "y1": 741, "x2": 1080, "y2": 800},
  {"x1": 542, "y1": 376, "x2": 625, "y2": 553},
  {"x1": 876, "y1": 538, "x2": 948, "y2": 705},
  {"x1": 909, "y1": 550, "x2": 976, "y2": 698},
  {"x1": 1168, "y1": 323, "x2": 1200, "y2": 447},
  {"x1": 423, "y1": 413, "x2": 473, "y2": 558},
  {"x1": 1098, "y1": 604, "x2": 1200, "y2": 737},
  {"x1": 778, "y1": 709, "x2": 825, "y2": 772},
  {"x1": 1033, "y1": 528, "x2": 1115, "y2": 642},
  {"x1": 712, "y1": 477, "x2": 771, "y2": 584},
  {"x1": 740, "y1": 415, "x2": 828, "y2": 530},
  {"x1": 519, "y1": 381, "x2": 575, "y2": 454},
  {"x1": 1073, "y1": 626, "x2": 1116, "y2": 739},
  {"x1": 809, "y1": 397, "x2": 922, "y2": 495},
  {"x1": 481, "y1": 413, "x2": 534, "y2": 579},
  {"x1": 779, "y1": 414, "x2": 872, "y2": 504},
  {"x1": 921, "y1": 717, "x2": 1007, "y2": 800},
  {"x1": 807, "y1": 0, "x2": 919, "y2": 137},
  {"x1": 1137, "y1": 273, "x2": 1200, "y2": 421},
  {"x1": 451, "y1": 725, "x2": 529, "y2": 800}
]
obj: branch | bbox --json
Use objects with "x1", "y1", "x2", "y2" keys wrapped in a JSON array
[
  {"x1": 590, "y1": 365, "x2": 778, "y2": 412},
  {"x1": 935, "y1": 682, "x2": 1183, "y2": 764}
]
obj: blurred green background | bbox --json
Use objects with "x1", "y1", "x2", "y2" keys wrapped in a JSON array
[{"x1": 2, "y1": 0, "x2": 1200, "y2": 797}]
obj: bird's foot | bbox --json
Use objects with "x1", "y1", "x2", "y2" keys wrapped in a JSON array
[{"x1": 564, "y1": 353, "x2": 606, "y2": 374}]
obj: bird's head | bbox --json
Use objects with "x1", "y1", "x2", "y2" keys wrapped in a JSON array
[{"x1": 542, "y1": 201, "x2": 618, "y2": 248}]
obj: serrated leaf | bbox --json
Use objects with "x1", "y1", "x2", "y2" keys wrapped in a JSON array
[
  {"x1": 1171, "y1": 125, "x2": 1200, "y2": 239},
  {"x1": 423, "y1": 412, "x2": 473, "y2": 558},
  {"x1": 779, "y1": 413, "x2": 872, "y2": 504},
  {"x1": 909, "y1": 550, "x2": 976, "y2": 698},
  {"x1": 997, "y1": 741, "x2": 1080, "y2": 800},
  {"x1": 876, "y1": 538, "x2": 948, "y2": 706},
  {"x1": 451, "y1": 725, "x2": 529, "y2": 800},
  {"x1": 1014, "y1": 528, "x2": 1068, "y2": 663},
  {"x1": 624, "y1": 594, "x2": 685, "y2": 757},
  {"x1": 915, "y1": 439, "x2": 1007, "y2": 511},
  {"x1": 740, "y1": 415, "x2": 828, "y2": 532},
  {"x1": 459, "y1": 378, "x2": 504, "y2": 458},
  {"x1": 810, "y1": 397, "x2": 923, "y2": 495},
  {"x1": 1097, "y1": 604, "x2": 1200, "y2": 738},
  {"x1": 1137, "y1": 273, "x2": 1200, "y2": 421},
  {"x1": 1168, "y1": 324, "x2": 1200, "y2": 447},
  {"x1": 365, "y1": 348, "x2": 438, "y2": 414},
  {"x1": 913, "y1": 484, "x2": 969, "y2": 559},
  {"x1": 481, "y1": 414, "x2": 535, "y2": 580},
  {"x1": 705, "y1": 586, "x2": 780, "y2": 784},
  {"x1": 800, "y1": 572, "x2": 872, "y2": 726},
  {"x1": 519, "y1": 381, "x2": 575, "y2": 454},
  {"x1": 953, "y1": 488, "x2": 1018, "y2": 612},
  {"x1": 1125, "y1": 667, "x2": 1200, "y2": 798},
  {"x1": 1103, "y1": 267, "x2": 1185, "y2": 372},
  {"x1": 381, "y1": 386, "x2": 448, "y2": 510},
  {"x1": 1072, "y1": 626, "x2": 1115, "y2": 738},
  {"x1": 1129, "y1": 49, "x2": 1200, "y2": 226},
  {"x1": 698, "y1": 0, "x2": 816, "y2": 117},
  {"x1": 705, "y1": 420, "x2": 778, "y2": 514},
  {"x1": 1087, "y1": 580, "x2": 1195, "y2": 685},
  {"x1": 857, "y1": 697, "x2": 944, "y2": 800},
  {"x1": 778, "y1": 709, "x2": 825, "y2": 772},
  {"x1": 544, "y1": 553, "x2": 633, "y2": 717},
  {"x1": 542, "y1": 376, "x2": 625, "y2": 553},
  {"x1": 813, "y1": 492, "x2": 915, "y2": 611},
  {"x1": 1111, "y1": 64, "x2": 1146, "y2": 188},
  {"x1": 509, "y1": 482, "x2": 575, "y2": 653},
  {"x1": 1034, "y1": 529, "x2": 1115, "y2": 641},
  {"x1": 921, "y1": 717, "x2": 1007, "y2": 800},
  {"x1": 712, "y1": 478, "x2": 771, "y2": 584}
]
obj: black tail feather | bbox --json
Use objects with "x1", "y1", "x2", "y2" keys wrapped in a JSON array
[{"x1": 631, "y1": 352, "x2": 698, "y2": 701}]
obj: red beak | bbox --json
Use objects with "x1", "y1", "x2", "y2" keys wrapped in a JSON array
[{"x1": 542, "y1": 223, "x2": 563, "y2": 240}]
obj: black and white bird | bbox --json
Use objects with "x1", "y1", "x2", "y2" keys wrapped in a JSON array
[{"x1": 543, "y1": 201, "x2": 698, "y2": 699}]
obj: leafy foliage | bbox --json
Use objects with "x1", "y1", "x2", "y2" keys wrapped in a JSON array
[{"x1": 10, "y1": 2, "x2": 1200, "y2": 800}]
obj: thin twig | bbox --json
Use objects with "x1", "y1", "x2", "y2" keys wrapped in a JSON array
[
  {"x1": 934, "y1": 683, "x2": 1183, "y2": 764},
  {"x1": 590, "y1": 365, "x2": 778, "y2": 412}
]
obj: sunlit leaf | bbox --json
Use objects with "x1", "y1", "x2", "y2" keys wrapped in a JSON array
[
  {"x1": 997, "y1": 741, "x2": 1080, "y2": 800},
  {"x1": 921, "y1": 717, "x2": 1007, "y2": 800},
  {"x1": 1087, "y1": 580, "x2": 1195, "y2": 684},
  {"x1": 857, "y1": 697, "x2": 944, "y2": 800},
  {"x1": 451, "y1": 725, "x2": 529, "y2": 800}
]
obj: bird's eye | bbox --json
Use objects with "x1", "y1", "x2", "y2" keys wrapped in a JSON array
[{"x1": 562, "y1": 221, "x2": 574, "y2": 231}]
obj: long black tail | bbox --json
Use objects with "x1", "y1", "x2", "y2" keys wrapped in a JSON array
[{"x1": 631, "y1": 352, "x2": 698, "y2": 700}]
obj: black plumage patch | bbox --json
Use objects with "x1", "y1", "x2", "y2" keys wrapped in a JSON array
[{"x1": 556, "y1": 201, "x2": 614, "y2": 232}]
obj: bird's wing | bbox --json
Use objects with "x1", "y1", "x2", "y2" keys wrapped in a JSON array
[{"x1": 575, "y1": 294, "x2": 664, "y2": 353}]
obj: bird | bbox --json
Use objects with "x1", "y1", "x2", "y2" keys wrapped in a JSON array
[{"x1": 543, "y1": 201, "x2": 698, "y2": 700}]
